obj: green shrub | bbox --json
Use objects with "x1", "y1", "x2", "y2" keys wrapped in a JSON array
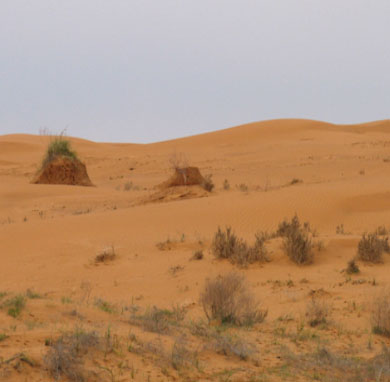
[
  {"x1": 42, "y1": 136, "x2": 77, "y2": 167},
  {"x1": 2, "y1": 295, "x2": 26, "y2": 318}
]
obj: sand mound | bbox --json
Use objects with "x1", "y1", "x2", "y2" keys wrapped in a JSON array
[
  {"x1": 32, "y1": 156, "x2": 93, "y2": 186},
  {"x1": 160, "y1": 167, "x2": 207, "y2": 188}
]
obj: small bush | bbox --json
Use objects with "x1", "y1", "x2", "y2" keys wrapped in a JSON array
[
  {"x1": 191, "y1": 250, "x2": 204, "y2": 260},
  {"x1": 223, "y1": 179, "x2": 230, "y2": 190},
  {"x1": 211, "y1": 227, "x2": 269, "y2": 267},
  {"x1": 357, "y1": 233, "x2": 384, "y2": 263},
  {"x1": 130, "y1": 306, "x2": 186, "y2": 334},
  {"x1": 372, "y1": 291, "x2": 390, "y2": 337},
  {"x1": 237, "y1": 183, "x2": 249, "y2": 192},
  {"x1": 95, "y1": 246, "x2": 116, "y2": 263},
  {"x1": 306, "y1": 298, "x2": 331, "y2": 327},
  {"x1": 2, "y1": 295, "x2": 26, "y2": 318},
  {"x1": 44, "y1": 329, "x2": 99, "y2": 381},
  {"x1": 94, "y1": 298, "x2": 116, "y2": 314},
  {"x1": 212, "y1": 332, "x2": 256, "y2": 360},
  {"x1": 200, "y1": 272, "x2": 267, "y2": 326},
  {"x1": 0, "y1": 333, "x2": 8, "y2": 342},
  {"x1": 346, "y1": 259, "x2": 360, "y2": 274},
  {"x1": 42, "y1": 136, "x2": 77, "y2": 167},
  {"x1": 202, "y1": 174, "x2": 215, "y2": 192}
]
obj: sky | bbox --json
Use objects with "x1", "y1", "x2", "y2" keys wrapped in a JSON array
[{"x1": 0, "y1": 1, "x2": 389, "y2": 143}]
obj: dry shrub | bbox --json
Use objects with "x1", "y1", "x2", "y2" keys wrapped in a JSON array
[
  {"x1": 212, "y1": 332, "x2": 256, "y2": 360},
  {"x1": 202, "y1": 174, "x2": 214, "y2": 192},
  {"x1": 306, "y1": 298, "x2": 331, "y2": 327},
  {"x1": 211, "y1": 227, "x2": 269, "y2": 267},
  {"x1": 95, "y1": 246, "x2": 116, "y2": 263},
  {"x1": 200, "y1": 272, "x2": 267, "y2": 326},
  {"x1": 346, "y1": 259, "x2": 360, "y2": 274},
  {"x1": 44, "y1": 329, "x2": 99, "y2": 381},
  {"x1": 357, "y1": 233, "x2": 385, "y2": 263},
  {"x1": 191, "y1": 250, "x2": 204, "y2": 260},
  {"x1": 372, "y1": 291, "x2": 390, "y2": 337},
  {"x1": 279, "y1": 215, "x2": 315, "y2": 265}
]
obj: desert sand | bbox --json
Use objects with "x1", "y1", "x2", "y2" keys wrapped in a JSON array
[{"x1": 1, "y1": 118, "x2": 390, "y2": 381}]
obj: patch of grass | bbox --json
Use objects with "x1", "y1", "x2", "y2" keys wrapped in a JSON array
[
  {"x1": 0, "y1": 333, "x2": 9, "y2": 342},
  {"x1": 171, "y1": 336, "x2": 198, "y2": 370},
  {"x1": 61, "y1": 296, "x2": 73, "y2": 304},
  {"x1": 357, "y1": 232, "x2": 385, "y2": 263},
  {"x1": 2, "y1": 295, "x2": 26, "y2": 318},
  {"x1": 223, "y1": 179, "x2": 230, "y2": 190},
  {"x1": 42, "y1": 136, "x2": 77, "y2": 167},
  {"x1": 200, "y1": 272, "x2": 267, "y2": 326},
  {"x1": 94, "y1": 298, "x2": 116, "y2": 314},
  {"x1": 130, "y1": 305, "x2": 186, "y2": 334},
  {"x1": 237, "y1": 183, "x2": 249, "y2": 192},
  {"x1": 212, "y1": 332, "x2": 256, "y2": 361},
  {"x1": 26, "y1": 288, "x2": 42, "y2": 299},
  {"x1": 306, "y1": 298, "x2": 331, "y2": 327}
]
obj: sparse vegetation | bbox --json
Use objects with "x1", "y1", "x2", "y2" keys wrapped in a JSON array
[
  {"x1": 211, "y1": 227, "x2": 269, "y2": 267},
  {"x1": 0, "y1": 333, "x2": 8, "y2": 342},
  {"x1": 1, "y1": 295, "x2": 26, "y2": 318},
  {"x1": 44, "y1": 329, "x2": 99, "y2": 381},
  {"x1": 95, "y1": 245, "x2": 116, "y2": 263},
  {"x1": 237, "y1": 183, "x2": 249, "y2": 192},
  {"x1": 200, "y1": 272, "x2": 267, "y2": 326},
  {"x1": 372, "y1": 291, "x2": 390, "y2": 337},
  {"x1": 223, "y1": 179, "x2": 230, "y2": 190},
  {"x1": 202, "y1": 174, "x2": 215, "y2": 192},
  {"x1": 191, "y1": 250, "x2": 204, "y2": 260},
  {"x1": 346, "y1": 259, "x2": 360, "y2": 274},
  {"x1": 306, "y1": 298, "x2": 331, "y2": 327},
  {"x1": 211, "y1": 332, "x2": 256, "y2": 361},
  {"x1": 94, "y1": 298, "x2": 116, "y2": 314},
  {"x1": 357, "y1": 232, "x2": 385, "y2": 263},
  {"x1": 130, "y1": 305, "x2": 186, "y2": 334}
]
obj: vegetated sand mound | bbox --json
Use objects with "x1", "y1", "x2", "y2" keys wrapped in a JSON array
[
  {"x1": 142, "y1": 167, "x2": 210, "y2": 204},
  {"x1": 160, "y1": 167, "x2": 207, "y2": 188},
  {"x1": 32, "y1": 156, "x2": 93, "y2": 186}
]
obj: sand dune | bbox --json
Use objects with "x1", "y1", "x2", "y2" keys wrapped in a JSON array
[{"x1": 1, "y1": 118, "x2": 390, "y2": 381}]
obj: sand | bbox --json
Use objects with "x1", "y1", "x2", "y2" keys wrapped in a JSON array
[{"x1": 1, "y1": 118, "x2": 390, "y2": 381}]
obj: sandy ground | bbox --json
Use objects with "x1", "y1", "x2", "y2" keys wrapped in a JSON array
[{"x1": 1, "y1": 118, "x2": 390, "y2": 381}]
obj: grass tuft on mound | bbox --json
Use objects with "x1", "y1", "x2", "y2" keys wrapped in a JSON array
[{"x1": 42, "y1": 136, "x2": 77, "y2": 168}]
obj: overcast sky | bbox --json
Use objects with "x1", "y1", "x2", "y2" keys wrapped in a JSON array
[{"x1": 0, "y1": 1, "x2": 389, "y2": 143}]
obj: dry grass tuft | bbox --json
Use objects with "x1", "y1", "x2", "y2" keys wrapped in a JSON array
[
  {"x1": 306, "y1": 298, "x2": 331, "y2": 327},
  {"x1": 372, "y1": 291, "x2": 390, "y2": 337},
  {"x1": 346, "y1": 258, "x2": 360, "y2": 274},
  {"x1": 95, "y1": 245, "x2": 116, "y2": 263},
  {"x1": 200, "y1": 272, "x2": 267, "y2": 326}
]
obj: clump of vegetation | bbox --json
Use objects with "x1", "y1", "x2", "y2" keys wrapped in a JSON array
[
  {"x1": 171, "y1": 336, "x2": 199, "y2": 370},
  {"x1": 130, "y1": 305, "x2": 186, "y2": 334},
  {"x1": 212, "y1": 332, "x2": 256, "y2": 361},
  {"x1": 191, "y1": 250, "x2": 204, "y2": 260},
  {"x1": 372, "y1": 291, "x2": 390, "y2": 337},
  {"x1": 346, "y1": 259, "x2": 360, "y2": 274},
  {"x1": 211, "y1": 227, "x2": 269, "y2": 267},
  {"x1": 237, "y1": 183, "x2": 249, "y2": 192},
  {"x1": 202, "y1": 174, "x2": 215, "y2": 192},
  {"x1": 278, "y1": 215, "x2": 315, "y2": 265},
  {"x1": 1, "y1": 295, "x2": 26, "y2": 318},
  {"x1": 94, "y1": 298, "x2": 116, "y2": 314},
  {"x1": 0, "y1": 333, "x2": 8, "y2": 342},
  {"x1": 200, "y1": 272, "x2": 267, "y2": 326},
  {"x1": 223, "y1": 179, "x2": 230, "y2": 190},
  {"x1": 95, "y1": 246, "x2": 116, "y2": 263},
  {"x1": 42, "y1": 135, "x2": 77, "y2": 167},
  {"x1": 357, "y1": 233, "x2": 386, "y2": 263},
  {"x1": 44, "y1": 329, "x2": 99, "y2": 381},
  {"x1": 306, "y1": 298, "x2": 331, "y2": 327}
]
